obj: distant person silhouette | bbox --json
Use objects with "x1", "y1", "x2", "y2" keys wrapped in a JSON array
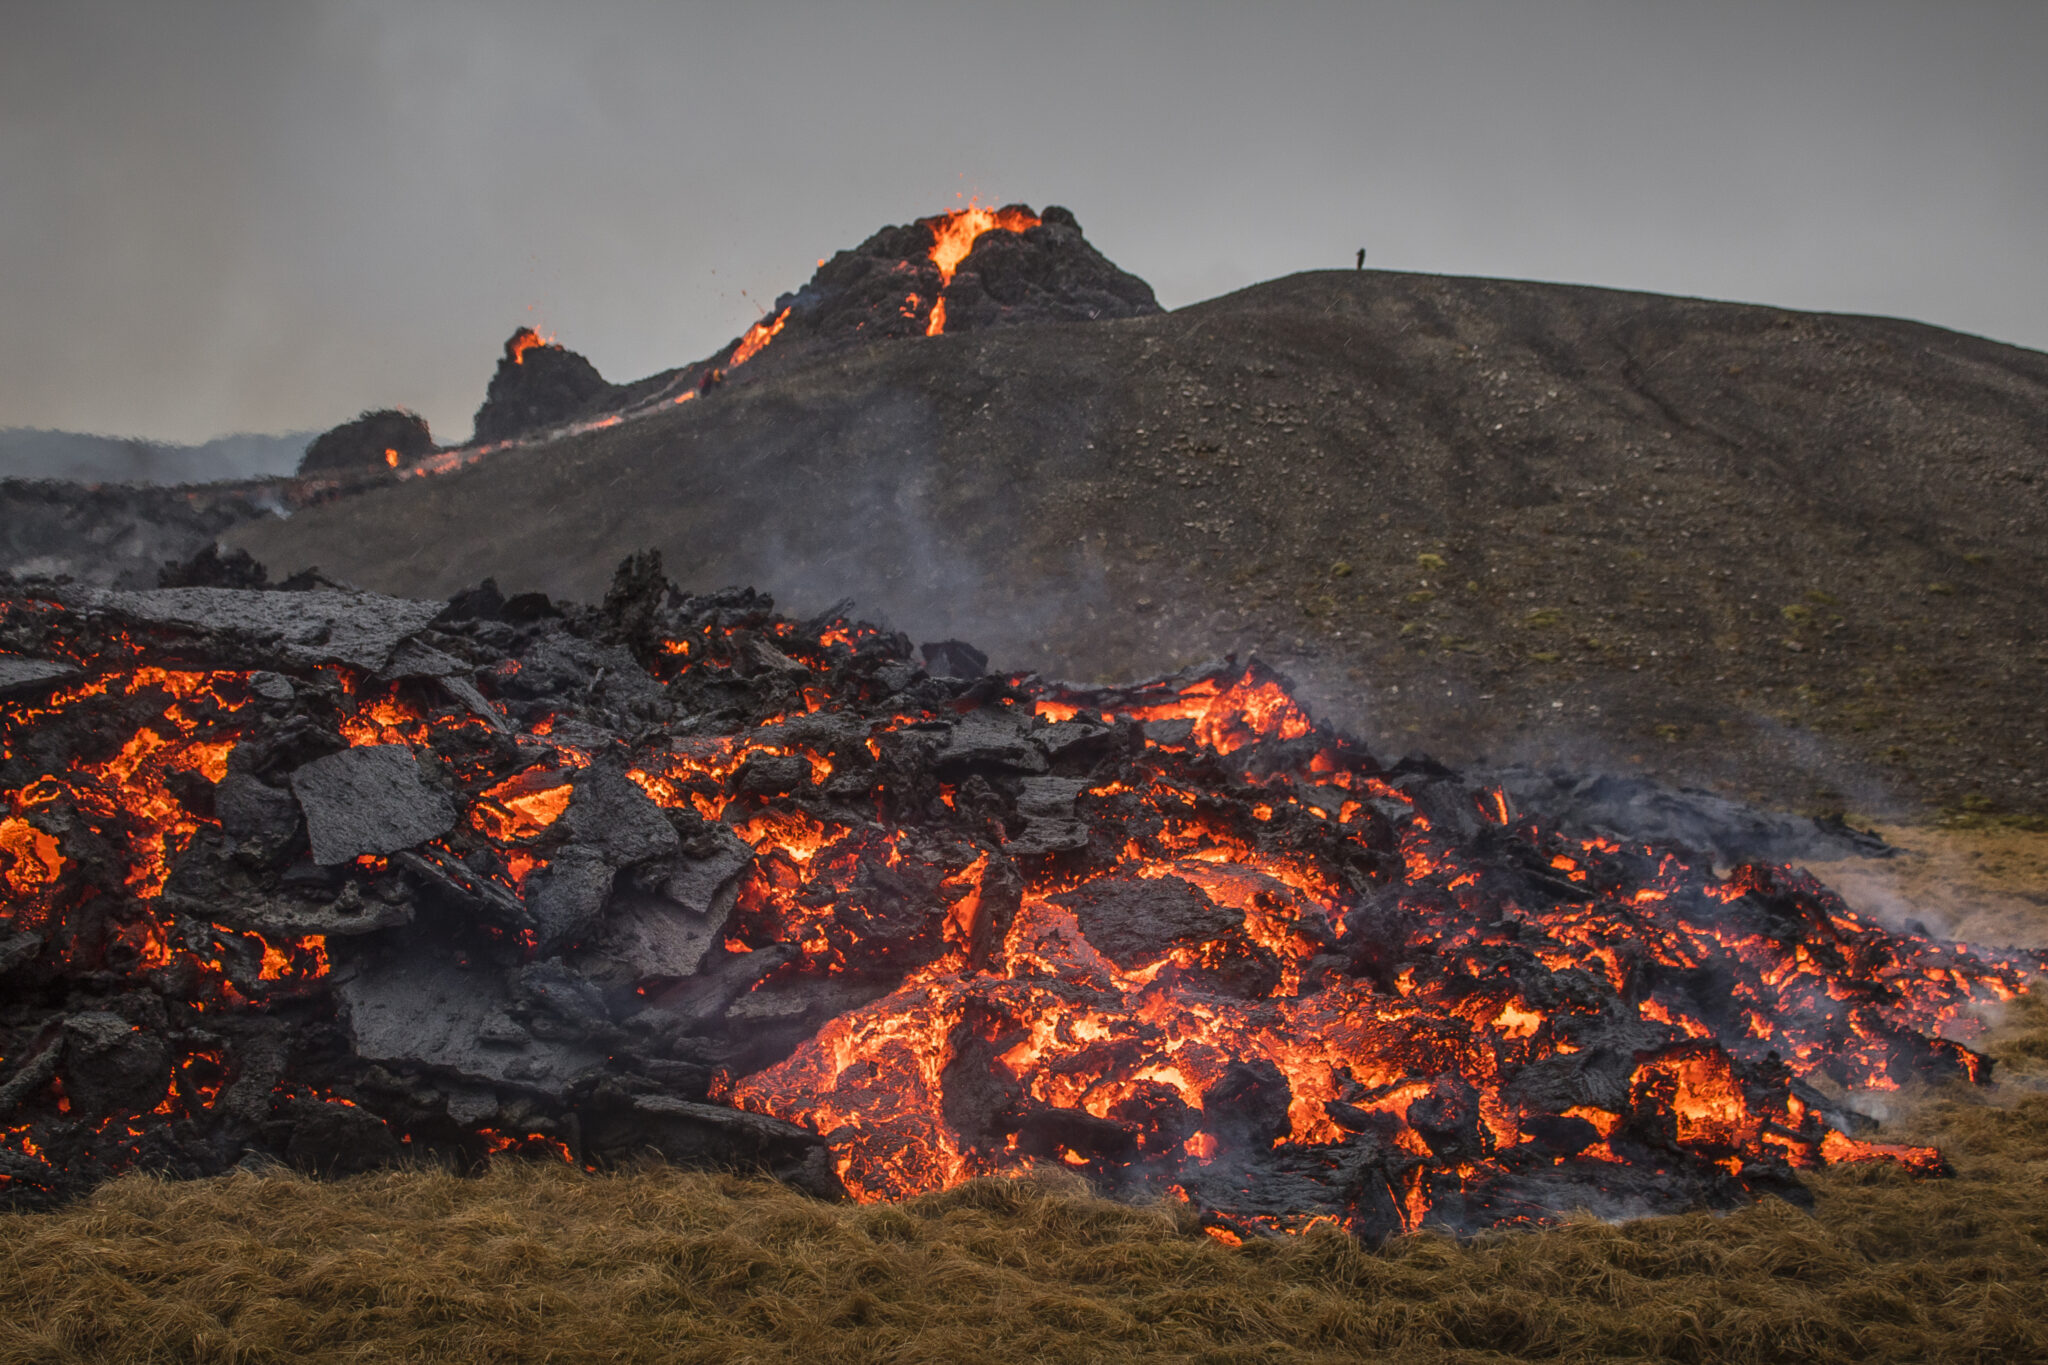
[{"x1": 1356, "y1": 247, "x2": 1366, "y2": 270}]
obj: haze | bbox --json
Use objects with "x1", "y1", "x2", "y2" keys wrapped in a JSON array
[{"x1": 3, "y1": 0, "x2": 2043, "y2": 446}]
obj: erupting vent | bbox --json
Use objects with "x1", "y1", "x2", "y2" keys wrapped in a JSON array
[
  {"x1": 920, "y1": 202, "x2": 1041, "y2": 336},
  {"x1": 0, "y1": 574, "x2": 2038, "y2": 1238}
]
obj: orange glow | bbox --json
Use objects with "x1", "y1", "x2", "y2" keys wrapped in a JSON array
[
  {"x1": 730, "y1": 308, "x2": 790, "y2": 368},
  {"x1": 0, "y1": 816, "x2": 64, "y2": 893},
  {"x1": 920, "y1": 201, "x2": 1040, "y2": 336},
  {"x1": 383, "y1": 448, "x2": 400, "y2": 468},
  {"x1": 1819, "y1": 1129, "x2": 1945, "y2": 1174},
  {"x1": 508, "y1": 329, "x2": 553, "y2": 365},
  {"x1": 3, "y1": 602, "x2": 2028, "y2": 1237},
  {"x1": 926, "y1": 202, "x2": 1039, "y2": 286}
]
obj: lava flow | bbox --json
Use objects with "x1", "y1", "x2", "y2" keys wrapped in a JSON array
[
  {"x1": 920, "y1": 201, "x2": 1041, "y2": 336},
  {"x1": 0, "y1": 572, "x2": 2039, "y2": 1240}
]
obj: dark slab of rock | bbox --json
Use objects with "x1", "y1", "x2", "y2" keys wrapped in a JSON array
[
  {"x1": 524, "y1": 846, "x2": 616, "y2": 955},
  {"x1": 921, "y1": 639, "x2": 987, "y2": 679},
  {"x1": 558, "y1": 766, "x2": 681, "y2": 868},
  {"x1": 583, "y1": 1094, "x2": 837, "y2": 1195},
  {"x1": 162, "y1": 836, "x2": 413, "y2": 939},
  {"x1": 78, "y1": 587, "x2": 445, "y2": 672},
  {"x1": 0, "y1": 933, "x2": 40, "y2": 977},
  {"x1": 660, "y1": 824, "x2": 753, "y2": 916},
  {"x1": 1006, "y1": 775, "x2": 1094, "y2": 855},
  {"x1": 522, "y1": 767, "x2": 689, "y2": 954},
  {"x1": 337, "y1": 953, "x2": 603, "y2": 1099},
  {"x1": 379, "y1": 638, "x2": 470, "y2": 680},
  {"x1": 215, "y1": 771, "x2": 302, "y2": 842},
  {"x1": 289, "y1": 744, "x2": 457, "y2": 865},
  {"x1": 596, "y1": 892, "x2": 725, "y2": 981},
  {"x1": 0, "y1": 655, "x2": 78, "y2": 699},
  {"x1": 1490, "y1": 767, "x2": 1895, "y2": 868},
  {"x1": 1053, "y1": 874, "x2": 1241, "y2": 968},
  {"x1": 936, "y1": 709, "x2": 1048, "y2": 776},
  {"x1": 282, "y1": 1096, "x2": 405, "y2": 1173}
]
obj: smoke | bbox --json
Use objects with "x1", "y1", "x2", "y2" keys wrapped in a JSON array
[{"x1": 706, "y1": 384, "x2": 1116, "y2": 672}]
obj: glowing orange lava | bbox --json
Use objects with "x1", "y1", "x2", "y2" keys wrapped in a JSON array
[
  {"x1": 507, "y1": 329, "x2": 553, "y2": 365},
  {"x1": 920, "y1": 201, "x2": 1040, "y2": 336},
  {"x1": 730, "y1": 308, "x2": 790, "y2": 368}
]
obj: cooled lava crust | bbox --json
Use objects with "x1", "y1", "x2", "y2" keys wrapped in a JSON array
[{"x1": 0, "y1": 561, "x2": 2040, "y2": 1240}]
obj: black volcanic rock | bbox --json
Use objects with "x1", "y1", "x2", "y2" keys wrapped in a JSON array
[
  {"x1": 472, "y1": 329, "x2": 619, "y2": 445},
  {"x1": 763, "y1": 204, "x2": 1162, "y2": 351},
  {"x1": 298, "y1": 408, "x2": 435, "y2": 477}
]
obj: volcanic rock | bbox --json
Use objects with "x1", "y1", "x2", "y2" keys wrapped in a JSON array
[
  {"x1": 1005, "y1": 775, "x2": 1094, "y2": 855},
  {"x1": 523, "y1": 848, "x2": 616, "y2": 956},
  {"x1": 289, "y1": 744, "x2": 458, "y2": 864},
  {"x1": 921, "y1": 639, "x2": 987, "y2": 679},
  {"x1": 157, "y1": 544, "x2": 271, "y2": 590},
  {"x1": 1052, "y1": 873, "x2": 1282, "y2": 996},
  {"x1": 558, "y1": 766, "x2": 681, "y2": 868},
  {"x1": 595, "y1": 891, "x2": 724, "y2": 982},
  {"x1": 337, "y1": 953, "x2": 603, "y2": 1099},
  {"x1": 1490, "y1": 767, "x2": 1895, "y2": 869},
  {"x1": 213, "y1": 771, "x2": 301, "y2": 841},
  {"x1": 4, "y1": 566, "x2": 2039, "y2": 1242},
  {"x1": 0, "y1": 655, "x2": 77, "y2": 699},
  {"x1": 282, "y1": 1097, "x2": 405, "y2": 1174},
  {"x1": 766, "y1": 204, "x2": 1161, "y2": 350},
  {"x1": 77, "y1": 586, "x2": 446, "y2": 672},
  {"x1": 935, "y1": 709, "x2": 1048, "y2": 776},
  {"x1": 472, "y1": 329, "x2": 618, "y2": 445},
  {"x1": 297, "y1": 408, "x2": 435, "y2": 477}
]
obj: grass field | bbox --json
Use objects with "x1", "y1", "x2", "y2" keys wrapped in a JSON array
[{"x1": 4, "y1": 829, "x2": 2043, "y2": 1365}]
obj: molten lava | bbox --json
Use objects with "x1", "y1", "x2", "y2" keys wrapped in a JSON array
[
  {"x1": 729, "y1": 308, "x2": 790, "y2": 368},
  {"x1": 1, "y1": 586, "x2": 2038, "y2": 1237},
  {"x1": 507, "y1": 329, "x2": 554, "y2": 365},
  {"x1": 919, "y1": 201, "x2": 1041, "y2": 336}
]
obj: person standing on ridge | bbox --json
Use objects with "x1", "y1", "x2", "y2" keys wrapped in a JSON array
[{"x1": 1356, "y1": 247, "x2": 1366, "y2": 270}]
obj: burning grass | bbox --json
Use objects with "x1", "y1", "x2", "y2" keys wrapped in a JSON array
[{"x1": 2, "y1": 990, "x2": 2043, "y2": 1365}]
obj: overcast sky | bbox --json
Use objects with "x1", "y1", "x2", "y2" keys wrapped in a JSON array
[{"x1": 4, "y1": 0, "x2": 2044, "y2": 444}]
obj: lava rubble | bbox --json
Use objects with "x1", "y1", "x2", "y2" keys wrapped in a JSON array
[{"x1": 0, "y1": 557, "x2": 2039, "y2": 1242}]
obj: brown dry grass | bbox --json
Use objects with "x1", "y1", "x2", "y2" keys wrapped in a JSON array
[
  {"x1": 4, "y1": 826, "x2": 2044, "y2": 1365},
  {"x1": 1806, "y1": 822, "x2": 2048, "y2": 953}
]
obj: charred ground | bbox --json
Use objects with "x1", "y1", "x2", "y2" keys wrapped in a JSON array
[{"x1": 229, "y1": 269, "x2": 2048, "y2": 821}]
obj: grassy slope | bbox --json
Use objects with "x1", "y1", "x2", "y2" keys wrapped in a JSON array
[{"x1": 4, "y1": 831, "x2": 2044, "y2": 1365}]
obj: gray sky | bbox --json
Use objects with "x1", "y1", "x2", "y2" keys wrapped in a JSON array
[{"x1": 4, "y1": 0, "x2": 2044, "y2": 445}]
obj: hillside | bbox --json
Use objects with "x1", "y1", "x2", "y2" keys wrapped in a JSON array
[
  {"x1": 0, "y1": 427, "x2": 308, "y2": 483},
  {"x1": 230, "y1": 269, "x2": 2048, "y2": 819}
]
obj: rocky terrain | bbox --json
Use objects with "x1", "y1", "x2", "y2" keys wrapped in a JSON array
[{"x1": 223, "y1": 268, "x2": 2048, "y2": 821}]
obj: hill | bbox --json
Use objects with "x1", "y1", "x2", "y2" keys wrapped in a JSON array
[
  {"x1": 0, "y1": 427, "x2": 309, "y2": 483},
  {"x1": 229, "y1": 269, "x2": 2048, "y2": 819}
]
